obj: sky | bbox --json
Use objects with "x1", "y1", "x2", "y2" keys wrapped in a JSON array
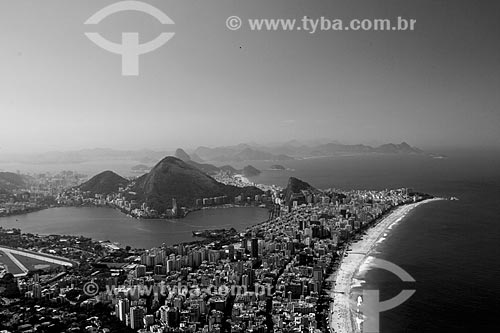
[{"x1": 0, "y1": 0, "x2": 498, "y2": 154}]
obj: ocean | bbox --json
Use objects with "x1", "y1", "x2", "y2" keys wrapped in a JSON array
[
  {"x1": 357, "y1": 175, "x2": 500, "y2": 332},
  {"x1": 239, "y1": 151, "x2": 500, "y2": 331},
  {"x1": 1, "y1": 150, "x2": 498, "y2": 331}
]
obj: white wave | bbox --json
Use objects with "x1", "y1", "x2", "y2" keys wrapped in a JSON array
[
  {"x1": 351, "y1": 278, "x2": 366, "y2": 289},
  {"x1": 356, "y1": 256, "x2": 377, "y2": 277}
]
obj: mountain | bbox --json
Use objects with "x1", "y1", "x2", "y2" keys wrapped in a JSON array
[
  {"x1": 314, "y1": 143, "x2": 373, "y2": 155},
  {"x1": 174, "y1": 148, "x2": 222, "y2": 175},
  {"x1": 174, "y1": 148, "x2": 192, "y2": 162},
  {"x1": 0, "y1": 141, "x2": 426, "y2": 166},
  {"x1": 0, "y1": 172, "x2": 26, "y2": 194},
  {"x1": 186, "y1": 161, "x2": 221, "y2": 175},
  {"x1": 234, "y1": 148, "x2": 292, "y2": 162},
  {"x1": 284, "y1": 177, "x2": 319, "y2": 206},
  {"x1": 190, "y1": 153, "x2": 204, "y2": 163},
  {"x1": 374, "y1": 142, "x2": 423, "y2": 154},
  {"x1": 130, "y1": 156, "x2": 262, "y2": 213},
  {"x1": 170, "y1": 149, "x2": 266, "y2": 177},
  {"x1": 242, "y1": 165, "x2": 261, "y2": 177},
  {"x1": 276, "y1": 141, "x2": 423, "y2": 156},
  {"x1": 192, "y1": 141, "x2": 424, "y2": 161},
  {"x1": 79, "y1": 171, "x2": 128, "y2": 195},
  {"x1": 193, "y1": 146, "x2": 242, "y2": 161},
  {"x1": 193, "y1": 145, "x2": 294, "y2": 162}
]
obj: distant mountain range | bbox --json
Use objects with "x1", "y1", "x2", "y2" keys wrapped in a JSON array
[
  {"x1": 0, "y1": 141, "x2": 427, "y2": 166},
  {"x1": 247, "y1": 141, "x2": 422, "y2": 157},
  {"x1": 174, "y1": 148, "x2": 262, "y2": 177},
  {"x1": 193, "y1": 145, "x2": 294, "y2": 162},
  {"x1": 174, "y1": 148, "x2": 222, "y2": 175},
  {"x1": 191, "y1": 141, "x2": 423, "y2": 161}
]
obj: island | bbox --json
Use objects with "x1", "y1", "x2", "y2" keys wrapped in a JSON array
[
  {"x1": 270, "y1": 164, "x2": 286, "y2": 170},
  {"x1": 241, "y1": 165, "x2": 261, "y2": 177}
]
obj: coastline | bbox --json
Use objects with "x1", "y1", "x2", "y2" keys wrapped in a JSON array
[
  {"x1": 0, "y1": 205, "x2": 272, "y2": 250},
  {"x1": 0, "y1": 202, "x2": 270, "y2": 221},
  {"x1": 328, "y1": 197, "x2": 443, "y2": 333}
]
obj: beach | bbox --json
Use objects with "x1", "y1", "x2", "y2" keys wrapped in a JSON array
[{"x1": 328, "y1": 198, "x2": 443, "y2": 333}]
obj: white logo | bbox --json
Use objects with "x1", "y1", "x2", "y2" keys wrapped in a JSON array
[
  {"x1": 226, "y1": 16, "x2": 242, "y2": 31},
  {"x1": 84, "y1": 1, "x2": 175, "y2": 76},
  {"x1": 361, "y1": 258, "x2": 416, "y2": 332}
]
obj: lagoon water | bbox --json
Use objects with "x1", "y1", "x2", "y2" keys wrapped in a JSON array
[
  {"x1": 0, "y1": 207, "x2": 269, "y2": 249},
  {"x1": 1, "y1": 150, "x2": 499, "y2": 331}
]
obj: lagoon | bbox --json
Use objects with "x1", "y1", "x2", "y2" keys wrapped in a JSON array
[{"x1": 0, "y1": 206, "x2": 269, "y2": 249}]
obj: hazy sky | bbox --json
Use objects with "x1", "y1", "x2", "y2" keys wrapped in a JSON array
[{"x1": 0, "y1": 0, "x2": 498, "y2": 154}]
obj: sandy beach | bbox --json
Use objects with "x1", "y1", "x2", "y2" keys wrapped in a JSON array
[{"x1": 328, "y1": 198, "x2": 443, "y2": 333}]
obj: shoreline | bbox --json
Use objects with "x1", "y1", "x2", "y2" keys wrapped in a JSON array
[
  {"x1": 0, "y1": 205, "x2": 271, "y2": 250},
  {"x1": 328, "y1": 197, "x2": 444, "y2": 333},
  {"x1": 0, "y1": 203, "x2": 270, "y2": 221}
]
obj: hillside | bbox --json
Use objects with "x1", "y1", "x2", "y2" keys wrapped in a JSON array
[
  {"x1": 130, "y1": 156, "x2": 262, "y2": 213},
  {"x1": 0, "y1": 172, "x2": 27, "y2": 194},
  {"x1": 186, "y1": 161, "x2": 221, "y2": 175},
  {"x1": 175, "y1": 148, "x2": 222, "y2": 175},
  {"x1": 174, "y1": 148, "x2": 192, "y2": 162},
  {"x1": 190, "y1": 153, "x2": 204, "y2": 163},
  {"x1": 374, "y1": 142, "x2": 423, "y2": 154},
  {"x1": 172, "y1": 148, "x2": 262, "y2": 177},
  {"x1": 79, "y1": 171, "x2": 128, "y2": 195},
  {"x1": 284, "y1": 177, "x2": 319, "y2": 206},
  {"x1": 242, "y1": 165, "x2": 261, "y2": 177}
]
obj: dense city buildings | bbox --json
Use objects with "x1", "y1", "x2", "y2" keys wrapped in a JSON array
[
  {"x1": 57, "y1": 171, "x2": 277, "y2": 220},
  {"x1": 0, "y1": 171, "x2": 86, "y2": 217},
  {"x1": 0, "y1": 179, "x2": 425, "y2": 332}
]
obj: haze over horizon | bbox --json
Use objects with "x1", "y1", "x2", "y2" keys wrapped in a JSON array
[
  {"x1": 0, "y1": 139, "x2": 449, "y2": 157},
  {"x1": 1, "y1": 0, "x2": 498, "y2": 154}
]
